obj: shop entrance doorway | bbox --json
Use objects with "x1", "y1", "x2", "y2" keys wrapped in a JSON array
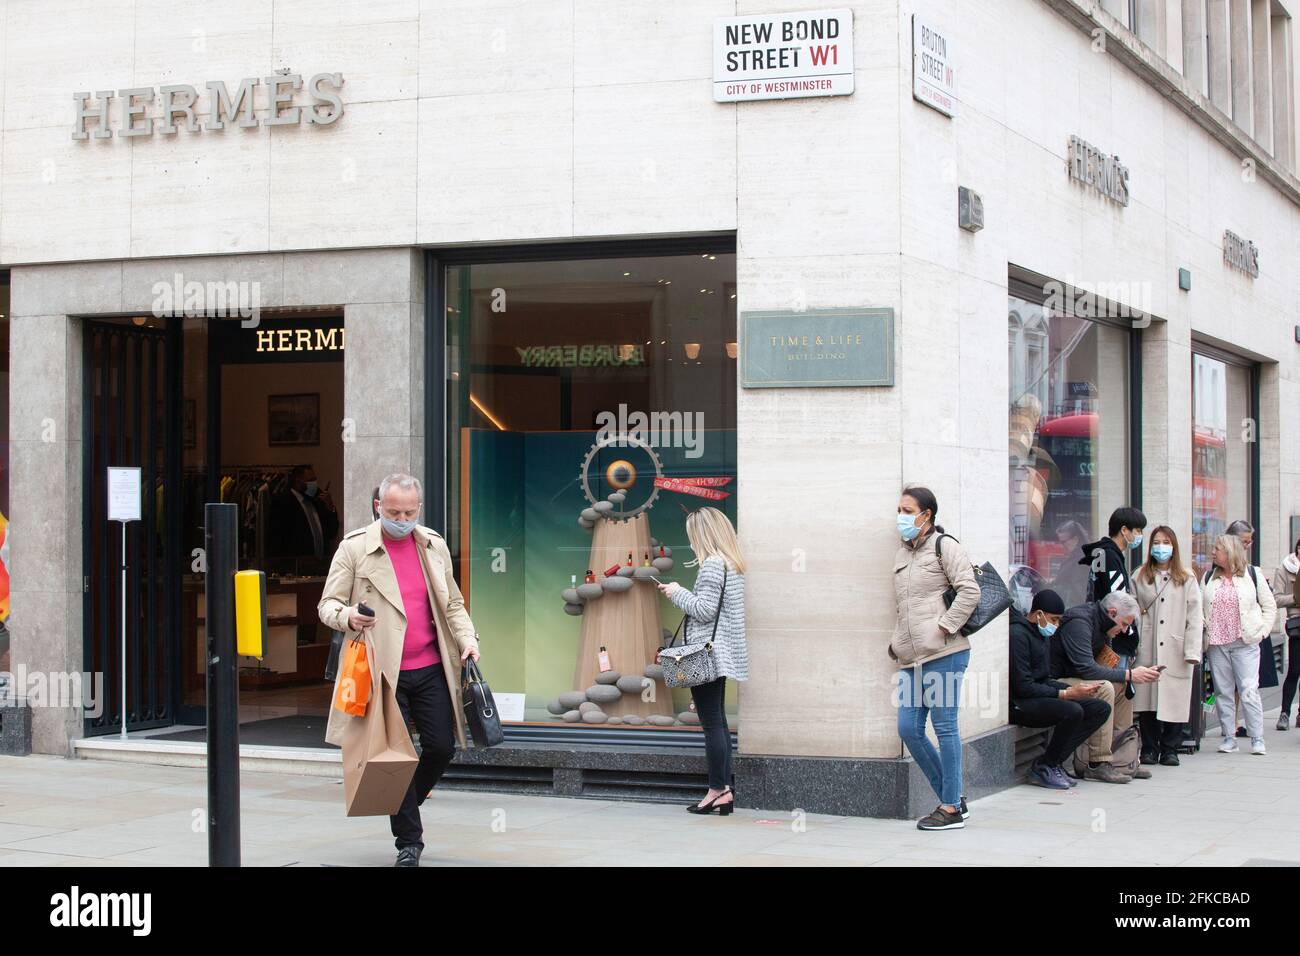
[{"x1": 83, "y1": 313, "x2": 345, "y2": 741}]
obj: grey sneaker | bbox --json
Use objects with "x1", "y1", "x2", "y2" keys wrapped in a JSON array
[
  {"x1": 1277, "y1": 713, "x2": 1290, "y2": 732},
  {"x1": 1132, "y1": 766, "x2": 1152, "y2": 779},
  {"x1": 1082, "y1": 762, "x2": 1131, "y2": 784}
]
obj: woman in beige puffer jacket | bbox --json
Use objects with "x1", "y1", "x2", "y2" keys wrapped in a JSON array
[{"x1": 891, "y1": 486, "x2": 981, "y2": 831}]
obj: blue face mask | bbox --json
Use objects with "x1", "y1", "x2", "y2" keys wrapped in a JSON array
[
  {"x1": 1128, "y1": 533, "x2": 1144, "y2": 551},
  {"x1": 1151, "y1": 544, "x2": 1173, "y2": 563},
  {"x1": 303, "y1": 480, "x2": 319, "y2": 497},
  {"x1": 1037, "y1": 622, "x2": 1057, "y2": 638},
  {"x1": 897, "y1": 512, "x2": 926, "y2": 541}
]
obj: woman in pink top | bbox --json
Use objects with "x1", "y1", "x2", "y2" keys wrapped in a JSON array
[{"x1": 1202, "y1": 534, "x2": 1276, "y2": 755}]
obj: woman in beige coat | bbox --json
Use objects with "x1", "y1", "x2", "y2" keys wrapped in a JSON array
[
  {"x1": 1273, "y1": 537, "x2": 1300, "y2": 730},
  {"x1": 891, "y1": 486, "x2": 981, "y2": 832},
  {"x1": 1132, "y1": 526, "x2": 1203, "y2": 766}
]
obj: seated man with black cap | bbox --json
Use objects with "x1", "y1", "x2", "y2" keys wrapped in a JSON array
[{"x1": 1009, "y1": 589, "x2": 1112, "y2": 790}]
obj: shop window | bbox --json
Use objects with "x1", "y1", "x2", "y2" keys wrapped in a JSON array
[
  {"x1": 0, "y1": 273, "x2": 8, "y2": 676},
  {"x1": 1191, "y1": 352, "x2": 1253, "y2": 577},
  {"x1": 444, "y1": 248, "x2": 737, "y2": 734},
  {"x1": 1008, "y1": 286, "x2": 1131, "y2": 609}
]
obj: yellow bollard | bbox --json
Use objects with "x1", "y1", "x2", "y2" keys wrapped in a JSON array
[{"x1": 234, "y1": 570, "x2": 267, "y2": 659}]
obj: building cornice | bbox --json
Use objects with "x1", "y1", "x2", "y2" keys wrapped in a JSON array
[{"x1": 1041, "y1": 0, "x2": 1300, "y2": 210}]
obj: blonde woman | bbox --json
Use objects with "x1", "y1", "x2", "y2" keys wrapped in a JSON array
[
  {"x1": 1133, "y1": 527, "x2": 1203, "y2": 766},
  {"x1": 657, "y1": 507, "x2": 748, "y2": 815},
  {"x1": 1202, "y1": 533, "x2": 1277, "y2": 755}
]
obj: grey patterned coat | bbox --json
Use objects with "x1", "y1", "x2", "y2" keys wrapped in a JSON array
[{"x1": 667, "y1": 556, "x2": 749, "y2": 682}]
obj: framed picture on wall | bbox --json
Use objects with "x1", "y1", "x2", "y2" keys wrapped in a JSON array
[{"x1": 268, "y1": 393, "x2": 320, "y2": 446}]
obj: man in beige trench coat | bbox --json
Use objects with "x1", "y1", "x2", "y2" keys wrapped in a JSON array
[{"x1": 318, "y1": 473, "x2": 480, "y2": 867}]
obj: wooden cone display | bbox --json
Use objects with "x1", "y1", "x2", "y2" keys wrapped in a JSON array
[{"x1": 573, "y1": 513, "x2": 673, "y2": 719}]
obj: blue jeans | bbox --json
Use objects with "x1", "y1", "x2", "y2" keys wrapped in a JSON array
[{"x1": 896, "y1": 650, "x2": 970, "y2": 808}]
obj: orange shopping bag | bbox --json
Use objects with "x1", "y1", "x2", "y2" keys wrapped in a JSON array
[{"x1": 333, "y1": 632, "x2": 373, "y2": 716}]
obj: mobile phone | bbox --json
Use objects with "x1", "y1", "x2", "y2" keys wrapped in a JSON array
[
  {"x1": 650, "y1": 576, "x2": 665, "y2": 585},
  {"x1": 1155, "y1": 664, "x2": 1167, "y2": 672},
  {"x1": 357, "y1": 602, "x2": 375, "y2": 617}
]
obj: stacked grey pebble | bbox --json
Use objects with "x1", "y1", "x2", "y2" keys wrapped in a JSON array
[
  {"x1": 557, "y1": 497, "x2": 682, "y2": 721},
  {"x1": 543, "y1": 660, "x2": 690, "y2": 725},
  {"x1": 561, "y1": 508, "x2": 676, "y2": 615}
]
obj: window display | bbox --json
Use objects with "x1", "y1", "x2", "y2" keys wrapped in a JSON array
[
  {"x1": 444, "y1": 249, "x2": 738, "y2": 732},
  {"x1": 1008, "y1": 290, "x2": 1130, "y2": 610},
  {"x1": 1191, "y1": 353, "x2": 1252, "y2": 578}
]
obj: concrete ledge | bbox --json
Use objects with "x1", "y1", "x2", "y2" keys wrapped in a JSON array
[
  {"x1": 73, "y1": 736, "x2": 343, "y2": 778},
  {"x1": 70, "y1": 727, "x2": 1022, "y2": 818},
  {"x1": 738, "y1": 724, "x2": 1018, "y2": 819}
]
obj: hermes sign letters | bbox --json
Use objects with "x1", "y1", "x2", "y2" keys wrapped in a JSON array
[{"x1": 72, "y1": 73, "x2": 345, "y2": 140}]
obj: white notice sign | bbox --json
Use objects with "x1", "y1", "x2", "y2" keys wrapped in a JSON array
[
  {"x1": 107, "y1": 467, "x2": 142, "y2": 522},
  {"x1": 713, "y1": 9, "x2": 854, "y2": 103},
  {"x1": 494, "y1": 692, "x2": 526, "y2": 723},
  {"x1": 912, "y1": 15, "x2": 957, "y2": 116}
]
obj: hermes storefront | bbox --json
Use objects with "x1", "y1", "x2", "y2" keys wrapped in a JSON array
[{"x1": 4, "y1": 2, "x2": 1300, "y2": 820}]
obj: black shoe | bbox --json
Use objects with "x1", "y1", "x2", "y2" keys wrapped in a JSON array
[
  {"x1": 960, "y1": 796, "x2": 969, "y2": 820},
  {"x1": 917, "y1": 806, "x2": 965, "y2": 831},
  {"x1": 1159, "y1": 752, "x2": 1180, "y2": 766},
  {"x1": 686, "y1": 788, "x2": 734, "y2": 815},
  {"x1": 1139, "y1": 751, "x2": 1158, "y2": 765},
  {"x1": 1235, "y1": 726, "x2": 1249, "y2": 738},
  {"x1": 395, "y1": 846, "x2": 422, "y2": 867}
]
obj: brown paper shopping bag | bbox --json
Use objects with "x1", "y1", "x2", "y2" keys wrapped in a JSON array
[{"x1": 340, "y1": 670, "x2": 418, "y2": 816}]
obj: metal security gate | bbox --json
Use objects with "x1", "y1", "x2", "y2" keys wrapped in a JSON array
[{"x1": 83, "y1": 321, "x2": 179, "y2": 734}]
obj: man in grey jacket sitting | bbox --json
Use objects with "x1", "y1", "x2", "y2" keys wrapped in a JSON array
[{"x1": 1049, "y1": 592, "x2": 1163, "y2": 783}]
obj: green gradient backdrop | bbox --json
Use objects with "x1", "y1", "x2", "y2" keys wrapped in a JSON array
[{"x1": 467, "y1": 429, "x2": 738, "y2": 720}]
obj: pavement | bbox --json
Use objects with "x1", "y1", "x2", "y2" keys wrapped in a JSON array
[{"x1": 1, "y1": 715, "x2": 1297, "y2": 867}]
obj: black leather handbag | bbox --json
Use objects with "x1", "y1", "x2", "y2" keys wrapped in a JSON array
[
  {"x1": 460, "y1": 658, "x2": 504, "y2": 748},
  {"x1": 936, "y1": 535, "x2": 1013, "y2": 636},
  {"x1": 324, "y1": 630, "x2": 345, "y2": 681}
]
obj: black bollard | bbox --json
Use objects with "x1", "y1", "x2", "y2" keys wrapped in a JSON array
[{"x1": 205, "y1": 502, "x2": 240, "y2": 867}]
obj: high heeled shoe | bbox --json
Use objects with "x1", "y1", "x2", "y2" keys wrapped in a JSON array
[{"x1": 686, "y1": 787, "x2": 734, "y2": 815}]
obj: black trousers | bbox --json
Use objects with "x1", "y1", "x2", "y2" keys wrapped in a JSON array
[
  {"x1": 1010, "y1": 696, "x2": 1111, "y2": 767},
  {"x1": 1281, "y1": 636, "x2": 1300, "y2": 717},
  {"x1": 690, "y1": 677, "x2": 733, "y2": 791},
  {"x1": 1137, "y1": 711, "x2": 1185, "y2": 757},
  {"x1": 390, "y1": 663, "x2": 456, "y2": 851}
]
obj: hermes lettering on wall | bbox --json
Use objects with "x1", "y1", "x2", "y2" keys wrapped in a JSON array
[
  {"x1": 1066, "y1": 135, "x2": 1130, "y2": 207},
  {"x1": 72, "y1": 73, "x2": 345, "y2": 140},
  {"x1": 1222, "y1": 230, "x2": 1260, "y2": 278}
]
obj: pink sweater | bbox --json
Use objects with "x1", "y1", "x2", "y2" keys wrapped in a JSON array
[{"x1": 385, "y1": 534, "x2": 442, "y2": 670}]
